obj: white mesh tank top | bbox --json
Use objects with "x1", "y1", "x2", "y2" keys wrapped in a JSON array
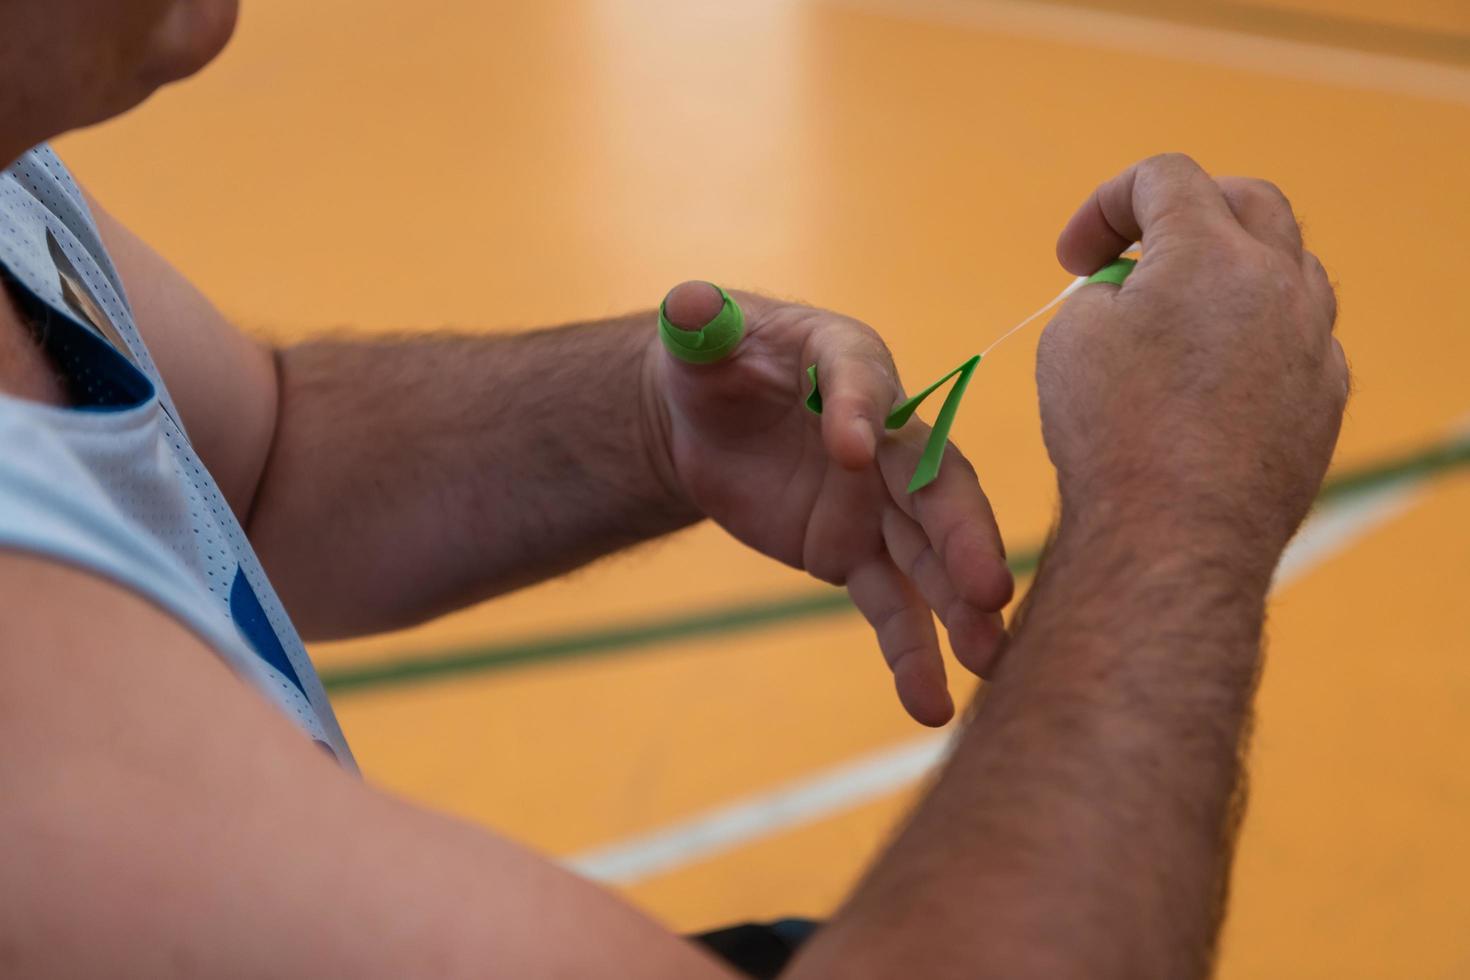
[{"x1": 0, "y1": 145, "x2": 354, "y2": 768}]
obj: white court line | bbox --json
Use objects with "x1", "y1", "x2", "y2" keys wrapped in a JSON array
[
  {"x1": 567, "y1": 737, "x2": 951, "y2": 884},
  {"x1": 566, "y1": 470, "x2": 1436, "y2": 885},
  {"x1": 821, "y1": 0, "x2": 1470, "y2": 107},
  {"x1": 1272, "y1": 480, "x2": 1424, "y2": 588}
]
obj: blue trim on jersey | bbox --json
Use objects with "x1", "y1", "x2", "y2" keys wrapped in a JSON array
[
  {"x1": 0, "y1": 146, "x2": 356, "y2": 766},
  {"x1": 0, "y1": 265, "x2": 155, "y2": 411},
  {"x1": 229, "y1": 567, "x2": 310, "y2": 699}
]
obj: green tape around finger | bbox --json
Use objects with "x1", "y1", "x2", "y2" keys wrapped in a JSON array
[
  {"x1": 1087, "y1": 257, "x2": 1137, "y2": 287},
  {"x1": 658, "y1": 284, "x2": 746, "y2": 364},
  {"x1": 805, "y1": 353, "x2": 981, "y2": 493}
]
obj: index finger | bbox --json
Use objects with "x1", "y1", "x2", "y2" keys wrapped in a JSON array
[
  {"x1": 806, "y1": 318, "x2": 903, "y2": 471},
  {"x1": 1056, "y1": 153, "x2": 1237, "y2": 276}
]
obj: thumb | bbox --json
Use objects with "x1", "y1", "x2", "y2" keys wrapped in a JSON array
[
  {"x1": 664, "y1": 281, "x2": 725, "y2": 332},
  {"x1": 659, "y1": 281, "x2": 745, "y2": 365}
]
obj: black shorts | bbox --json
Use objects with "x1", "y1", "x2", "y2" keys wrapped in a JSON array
[{"x1": 693, "y1": 919, "x2": 820, "y2": 979}]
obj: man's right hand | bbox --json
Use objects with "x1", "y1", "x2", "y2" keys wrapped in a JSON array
[
  {"x1": 1037, "y1": 154, "x2": 1348, "y2": 575},
  {"x1": 795, "y1": 159, "x2": 1349, "y2": 980}
]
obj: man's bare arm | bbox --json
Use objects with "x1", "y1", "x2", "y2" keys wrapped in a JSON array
[
  {"x1": 0, "y1": 553, "x2": 735, "y2": 979},
  {"x1": 34, "y1": 153, "x2": 1344, "y2": 978},
  {"x1": 245, "y1": 319, "x2": 703, "y2": 638},
  {"x1": 90, "y1": 194, "x2": 1013, "y2": 697},
  {"x1": 788, "y1": 155, "x2": 1347, "y2": 979},
  {"x1": 85, "y1": 193, "x2": 700, "y2": 639},
  {"x1": 791, "y1": 515, "x2": 1268, "y2": 979}
]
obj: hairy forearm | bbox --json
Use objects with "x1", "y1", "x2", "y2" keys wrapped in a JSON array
[
  {"x1": 794, "y1": 514, "x2": 1271, "y2": 980},
  {"x1": 246, "y1": 314, "x2": 699, "y2": 639}
]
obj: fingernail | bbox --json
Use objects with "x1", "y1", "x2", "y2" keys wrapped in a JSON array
[{"x1": 662, "y1": 281, "x2": 725, "y2": 332}]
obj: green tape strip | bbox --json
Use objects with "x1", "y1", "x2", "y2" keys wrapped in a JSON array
[
  {"x1": 799, "y1": 259, "x2": 1136, "y2": 493},
  {"x1": 805, "y1": 364, "x2": 823, "y2": 414},
  {"x1": 1087, "y1": 257, "x2": 1137, "y2": 286},
  {"x1": 891, "y1": 354, "x2": 982, "y2": 493},
  {"x1": 658, "y1": 285, "x2": 746, "y2": 364},
  {"x1": 806, "y1": 353, "x2": 982, "y2": 493}
]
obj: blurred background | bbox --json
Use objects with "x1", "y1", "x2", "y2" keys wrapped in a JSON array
[{"x1": 56, "y1": 0, "x2": 1470, "y2": 975}]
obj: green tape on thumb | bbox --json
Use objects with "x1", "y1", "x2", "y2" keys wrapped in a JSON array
[
  {"x1": 1087, "y1": 257, "x2": 1137, "y2": 287},
  {"x1": 658, "y1": 285, "x2": 746, "y2": 365}
]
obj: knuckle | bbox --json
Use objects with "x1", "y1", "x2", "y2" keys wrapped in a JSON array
[
  {"x1": 1202, "y1": 241, "x2": 1314, "y2": 327},
  {"x1": 886, "y1": 643, "x2": 931, "y2": 674},
  {"x1": 774, "y1": 303, "x2": 823, "y2": 337},
  {"x1": 830, "y1": 366, "x2": 895, "y2": 409},
  {"x1": 1332, "y1": 337, "x2": 1351, "y2": 376},
  {"x1": 860, "y1": 347, "x2": 898, "y2": 383},
  {"x1": 822, "y1": 324, "x2": 896, "y2": 378},
  {"x1": 1135, "y1": 153, "x2": 1207, "y2": 205},
  {"x1": 936, "y1": 521, "x2": 971, "y2": 576},
  {"x1": 1242, "y1": 176, "x2": 1293, "y2": 212},
  {"x1": 910, "y1": 544, "x2": 944, "y2": 586},
  {"x1": 1146, "y1": 151, "x2": 1203, "y2": 176},
  {"x1": 1301, "y1": 251, "x2": 1339, "y2": 326},
  {"x1": 1243, "y1": 238, "x2": 1288, "y2": 280},
  {"x1": 1305, "y1": 250, "x2": 1334, "y2": 290},
  {"x1": 1218, "y1": 231, "x2": 1262, "y2": 265},
  {"x1": 872, "y1": 600, "x2": 916, "y2": 641},
  {"x1": 1259, "y1": 245, "x2": 1301, "y2": 287},
  {"x1": 852, "y1": 317, "x2": 888, "y2": 349},
  {"x1": 828, "y1": 391, "x2": 869, "y2": 415},
  {"x1": 1192, "y1": 233, "x2": 1261, "y2": 283}
]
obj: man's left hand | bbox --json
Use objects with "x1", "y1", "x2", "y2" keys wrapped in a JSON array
[{"x1": 645, "y1": 282, "x2": 1013, "y2": 726}]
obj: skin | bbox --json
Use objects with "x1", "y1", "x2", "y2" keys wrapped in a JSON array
[
  {"x1": 0, "y1": 0, "x2": 236, "y2": 163},
  {"x1": 795, "y1": 155, "x2": 1348, "y2": 979},
  {"x1": 0, "y1": 4, "x2": 1347, "y2": 976},
  {"x1": 87, "y1": 230, "x2": 1011, "y2": 726}
]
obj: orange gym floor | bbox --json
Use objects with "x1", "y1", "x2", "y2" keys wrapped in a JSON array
[{"x1": 57, "y1": 1, "x2": 1470, "y2": 975}]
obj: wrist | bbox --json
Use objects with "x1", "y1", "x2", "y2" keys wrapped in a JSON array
[
  {"x1": 1050, "y1": 430, "x2": 1315, "y2": 570},
  {"x1": 1055, "y1": 448, "x2": 1300, "y2": 578},
  {"x1": 1052, "y1": 491, "x2": 1279, "y2": 605},
  {"x1": 1005, "y1": 509, "x2": 1270, "y2": 701}
]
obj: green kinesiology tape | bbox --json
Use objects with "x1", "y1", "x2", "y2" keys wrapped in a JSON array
[
  {"x1": 806, "y1": 354, "x2": 981, "y2": 494},
  {"x1": 887, "y1": 354, "x2": 981, "y2": 493},
  {"x1": 804, "y1": 257, "x2": 1138, "y2": 494},
  {"x1": 805, "y1": 364, "x2": 823, "y2": 414},
  {"x1": 1087, "y1": 257, "x2": 1137, "y2": 286},
  {"x1": 658, "y1": 284, "x2": 746, "y2": 364}
]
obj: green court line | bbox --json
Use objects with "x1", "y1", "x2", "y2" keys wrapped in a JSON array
[
  {"x1": 320, "y1": 433, "x2": 1470, "y2": 695},
  {"x1": 322, "y1": 591, "x2": 861, "y2": 694},
  {"x1": 1317, "y1": 436, "x2": 1470, "y2": 504}
]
